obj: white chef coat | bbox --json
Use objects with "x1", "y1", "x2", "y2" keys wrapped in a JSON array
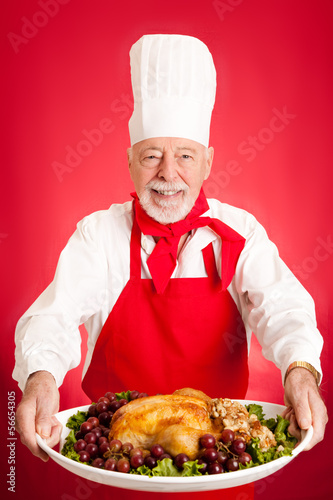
[{"x1": 13, "y1": 199, "x2": 323, "y2": 391}]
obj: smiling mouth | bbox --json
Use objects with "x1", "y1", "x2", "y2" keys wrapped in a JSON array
[{"x1": 152, "y1": 189, "x2": 182, "y2": 196}]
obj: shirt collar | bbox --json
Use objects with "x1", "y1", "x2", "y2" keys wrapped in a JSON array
[{"x1": 141, "y1": 226, "x2": 218, "y2": 256}]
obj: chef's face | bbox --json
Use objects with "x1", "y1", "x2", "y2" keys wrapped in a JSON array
[{"x1": 128, "y1": 137, "x2": 214, "y2": 224}]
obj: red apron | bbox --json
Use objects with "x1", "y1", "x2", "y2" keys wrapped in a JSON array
[{"x1": 82, "y1": 213, "x2": 254, "y2": 499}]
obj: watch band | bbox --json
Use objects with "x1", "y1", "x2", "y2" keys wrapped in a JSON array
[{"x1": 284, "y1": 361, "x2": 321, "y2": 386}]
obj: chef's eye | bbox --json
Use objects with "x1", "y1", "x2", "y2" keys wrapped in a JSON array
[{"x1": 142, "y1": 155, "x2": 158, "y2": 161}]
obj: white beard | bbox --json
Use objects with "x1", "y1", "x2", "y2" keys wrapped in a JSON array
[{"x1": 139, "y1": 180, "x2": 195, "y2": 224}]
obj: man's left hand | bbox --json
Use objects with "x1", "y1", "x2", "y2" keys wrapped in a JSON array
[{"x1": 283, "y1": 367, "x2": 328, "y2": 450}]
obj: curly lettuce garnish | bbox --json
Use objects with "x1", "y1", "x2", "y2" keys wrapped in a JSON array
[
  {"x1": 244, "y1": 405, "x2": 298, "y2": 468},
  {"x1": 132, "y1": 458, "x2": 204, "y2": 477}
]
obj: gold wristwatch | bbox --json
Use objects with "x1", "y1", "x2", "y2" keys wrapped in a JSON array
[{"x1": 284, "y1": 361, "x2": 321, "y2": 386}]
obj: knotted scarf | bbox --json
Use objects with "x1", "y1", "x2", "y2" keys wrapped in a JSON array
[{"x1": 132, "y1": 189, "x2": 245, "y2": 294}]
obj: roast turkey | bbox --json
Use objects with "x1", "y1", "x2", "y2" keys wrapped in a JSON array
[
  {"x1": 108, "y1": 387, "x2": 277, "y2": 458},
  {"x1": 108, "y1": 388, "x2": 223, "y2": 460}
]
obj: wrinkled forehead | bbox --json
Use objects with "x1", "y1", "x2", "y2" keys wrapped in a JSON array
[{"x1": 132, "y1": 137, "x2": 205, "y2": 156}]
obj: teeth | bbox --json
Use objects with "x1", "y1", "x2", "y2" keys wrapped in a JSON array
[{"x1": 157, "y1": 190, "x2": 179, "y2": 196}]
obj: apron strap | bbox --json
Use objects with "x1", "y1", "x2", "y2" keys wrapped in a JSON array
[
  {"x1": 202, "y1": 242, "x2": 221, "y2": 287},
  {"x1": 130, "y1": 205, "x2": 143, "y2": 280}
]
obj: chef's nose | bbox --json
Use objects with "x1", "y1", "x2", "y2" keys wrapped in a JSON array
[{"x1": 157, "y1": 153, "x2": 179, "y2": 182}]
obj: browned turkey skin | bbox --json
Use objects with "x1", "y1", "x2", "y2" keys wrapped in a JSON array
[
  {"x1": 108, "y1": 388, "x2": 277, "y2": 460},
  {"x1": 108, "y1": 388, "x2": 221, "y2": 460}
]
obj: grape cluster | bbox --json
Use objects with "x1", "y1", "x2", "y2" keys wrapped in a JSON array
[
  {"x1": 70, "y1": 390, "x2": 253, "y2": 475},
  {"x1": 73, "y1": 390, "x2": 148, "y2": 469},
  {"x1": 197, "y1": 430, "x2": 252, "y2": 474}
]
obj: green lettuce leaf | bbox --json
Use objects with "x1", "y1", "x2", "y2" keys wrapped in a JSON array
[
  {"x1": 61, "y1": 430, "x2": 78, "y2": 458},
  {"x1": 116, "y1": 390, "x2": 132, "y2": 402},
  {"x1": 246, "y1": 404, "x2": 265, "y2": 421},
  {"x1": 246, "y1": 438, "x2": 275, "y2": 465},
  {"x1": 274, "y1": 414, "x2": 289, "y2": 441},
  {"x1": 239, "y1": 460, "x2": 255, "y2": 470},
  {"x1": 66, "y1": 410, "x2": 89, "y2": 432},
  {"x1": 132, "y1": 458, "x2": 204, "y2": 477},
  {"x1": 130, "y1": 464, "x2": 153, "y2": 477},
  {"x1": 261, "y1": 417, "x2": 277, "y2": 431}
]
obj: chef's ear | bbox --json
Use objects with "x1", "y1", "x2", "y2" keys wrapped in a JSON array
[
  {"x1": 204, "y1": 146, "x2": 214, "y2": 180},
  {"x1": 127, "y1": 147, "x2": 133, "y2": 168}
]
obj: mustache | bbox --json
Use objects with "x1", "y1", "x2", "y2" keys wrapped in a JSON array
[{"x1": 145, "y1": 180, "x2": 189, "y2": 192}]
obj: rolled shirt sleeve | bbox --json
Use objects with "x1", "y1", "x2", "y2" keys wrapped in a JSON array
[
  {"x1": 13, "y1": 213, "x2": 110, "y2": 391},
  {"x1": 231, "y1": 213, "x2": 323, "y2": 384}
]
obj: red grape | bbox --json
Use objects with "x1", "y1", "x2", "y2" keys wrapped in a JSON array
[
  {"x1": 130, "y1": 454, "x2": 145, "y2": 468},
  {"x1": 174, "y1": 453, "x2": 189, "y2": 470},
  {"x1": 150, "y1": 444, "x2": 164, "y2": 458},
  {"x1": 84, "y1": 432, "x2": 97, "y2": 444},
  {"x1": 85, "y1": 443, "x2": 98, "y2": 458},
  {"x1": 80, "y1": 421, "x2": 93, "y2": 435},
  {"x1": 98, "y1": 396, "x2": 110, "y2": 404},
  {"x1": 207, "y1": 462, "x2": 224, "y2": 474},
  {"x1": 220, "y1": 429, "x2": 235, "y2": 445},
  {"x1": 202, "y1": 447, "x2": 219, "y2": 463},
  {"x1": 144, "y1": 456, "x2": 157, "y2": 469},
  {"x1": 78, "y1": 450, "x2": 90, "y2": 462},
  {"x1": 98, "y1": 411, "x2": 112, "y2": 426},
  {"x1": 138, "y1": 392, "x2": 149, "y2": 398},
  {"x1": 98, "y1": 436, "x2": 108, "y2": 445},
  {"x1": 88, "y1": 404, "x2": 98, "y2": 417},
  {"x1": 226, "y1": 458, "x2": 239, "y2": 471},
  {"x1": 160, "y1": 453, "x2": 172, "y2": 460},
  {"x1": 130, "y1": 390, "x2": 140, "y2": 400},
  {"x1": 239, "y1": 452, "x2": 252, "y2": 465},
  {"x1": 104, "y1": 392, "x2": 116, "y2": 402},
  {"x1": 99, "y1": 441, "x2": 110, "y2": 456},
  {"x1": 109, "y1": 439, "x2": 122, "y2": 453},
  {"x1": 200, "y1": 434, "x2": 216, "y2": 449},
  {"x1": 96, "y1": 402, "x2": 108, "y2": 414},
  {"x1": 230, "y1": 438, "x2": 246, "y2": 455},
  {"x1": 110, "y1": 400, "x2": 122, "y2": 412},
  {"x1": 92, "y1": 428, "x2": 102, "y2": 440},
  {"x1": 105, "y1": 457, "x2": 117, "y2": 471},
  {"x1": 87, "y1": 417, "x2": 99, "y2": 428},
  {"x1": 122, "y1": 442, "x2": 134, "y2": 454},
  {"x1": 118, "y1": 399, "x2": 128, "y2": 408},
  {"x1": 116, "y1": 458, "x2": 130, "y2": 473},
  {"x1": 92, "y1": 458, "x2": 105, "y2": 468},
  {"x1": 74, "y1": 439, "x2": 86, "y2": 452},
  {"x1": 75, "y1": 431, "x2": 84, "y2": 440},
  {"x1": 130, "y1": 447, "x2": 143, "y2": 458},
  {"x1": 216, "y1": 450, "x2": 228, "y2": 465}
]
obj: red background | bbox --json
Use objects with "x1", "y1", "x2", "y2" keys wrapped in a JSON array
[{"x1": 1, "y1": 1, "x2": 332, "y2": 499}]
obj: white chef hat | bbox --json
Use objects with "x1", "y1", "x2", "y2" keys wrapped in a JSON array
[{"x1": 128, "y1": 34, "x2": 216, "y2": 147}]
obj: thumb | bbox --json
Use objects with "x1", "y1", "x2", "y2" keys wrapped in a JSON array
[
  {"x1": 293, "y1": 400, "x2": 312, "y2": 430},
  {"x1": 36, "y1": 410, "x2": 54, "y2": 439}
]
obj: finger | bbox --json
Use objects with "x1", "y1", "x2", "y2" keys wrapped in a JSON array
[
  {"x1": 16, "y1": 402, "x2": 49, "y2": 462},
  {"x1": 45, "y1": 417, "x2": 62, "y2": 449},
  {"x1": 281, "y1": 406, "x2": 293, "y2": 419},
  {"x1": 291, "y1": 398, "x2": 312, "y2": 431},
  {"x1": 35, "y1": 398, "x2": 59, "y2": 440},
  {"x1": 287, "y1": 413, "x2": 302, "y2": 443},
  {"x1": 303, "y1": 392, "x2": 328, "y2": 451}
]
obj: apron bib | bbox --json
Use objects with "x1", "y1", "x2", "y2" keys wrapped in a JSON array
[{"x1": 82, "y1": 214, "x2": 253, "y2": 499}]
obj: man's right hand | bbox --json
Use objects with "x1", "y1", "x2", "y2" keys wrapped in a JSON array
[{"x1": 15, "y1": 370, "x2": 62, "y2": 461}]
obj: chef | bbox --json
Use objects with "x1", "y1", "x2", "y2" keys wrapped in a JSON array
[{"x1": 14, "y1": 35, "x2": 327, "y2": 499}]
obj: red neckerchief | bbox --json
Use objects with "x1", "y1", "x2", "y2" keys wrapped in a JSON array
[{"x1": 132, "y1": 188, "x2": 245, "y2": 294}]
